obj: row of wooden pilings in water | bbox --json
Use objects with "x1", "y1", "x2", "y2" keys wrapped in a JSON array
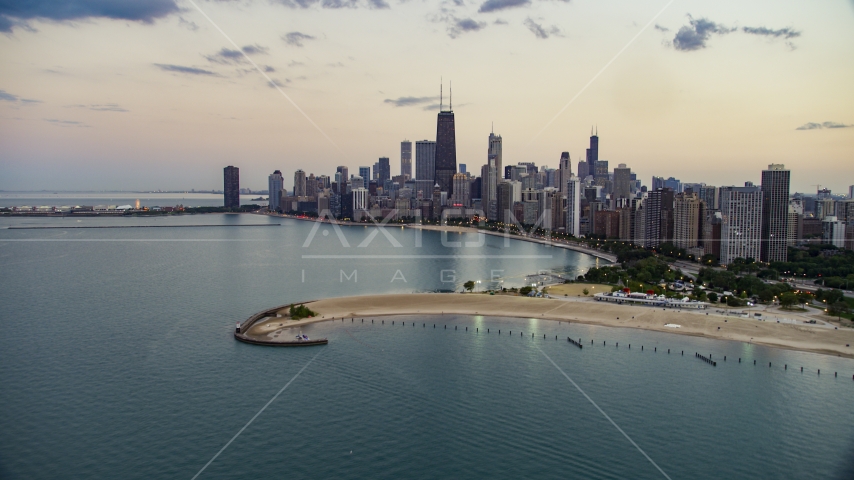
[{"x1": 338, "y1": 317, "x2": 852, "y2": 380}]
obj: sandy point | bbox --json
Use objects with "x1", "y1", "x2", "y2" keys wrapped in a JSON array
[{"x1": 244, "y1": 293, "x2": 854, "y2": 359}]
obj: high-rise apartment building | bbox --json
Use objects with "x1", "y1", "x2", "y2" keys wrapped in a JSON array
[
  {"x1": 566, "y1": 176, "x2": 581, "y2": 237},
  {"x1": 306, "y1": 173, "x2": 317, "y2": 197},
  {"x1": 293, "y1": 169, "x2": 307, "y2": 197},
  {"x1": 400, "y1": 140, "x2": 412, "y2": 178},
  {"x1": 481, "y1": 157, "x2": 497, "y2": 220},
  {"x1": 719, "y1": 186, "x2": 763, "y2": 264},
  {"x1": 223, "y1": 166, "x2": 239, "y2": 208},
  {"x1": 760, "y1": 164, "x2": 790, "y2": 263},
  {"x1": 268, "y1": 170, "x2": 283, "y2": 211},
  {"x1": 673, "y1": 192, "x2": 702, "y2": 249},
  {"x1": 651, "y1": 176, "x2": 665, "y2": 191},
  {"x1": 613, "y1": 163, "x2": 632, "y2": 200},
  {"x1": 415, "y1": 140, "x2": 436, "y2": 195},
  {"x1": 336, "y1": 166, "x2": 349, "y2": 192},
  {"x1": 359, "y1": 166, "x2": 371, "y2": 184},
  {"x1": 643, "y1": 188, "x2": 675, "y2": 248},
  {"x1": 849, "y1": 185, "x2": 854, "y2": 199},
  {"x1": 822, "y1": 216, "x2": 846, "y2": 248},
  {"x1": 451, "y1": 173, "x2": 471, "y2": 207},
  {"x1": 434, "y1": 98, "x2": 457, "y2": 195}
]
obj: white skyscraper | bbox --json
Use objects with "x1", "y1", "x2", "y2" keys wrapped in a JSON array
[
  {"x1": 566, "y1": 176, "x2": 581, "y2": 237},
  {"x1": 719, "y1": 185, "x2": 763, "y2": 264}
]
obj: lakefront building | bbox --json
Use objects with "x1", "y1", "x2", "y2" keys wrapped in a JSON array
[
  {"x1": 760, "y1": 164, "x2": 790, "y2": 263},
  {"x1": 268, "y1": 170, "x2": 283, "y2": 212},
  {"x1": 223, "y1": 166, "x2": 240, "y2": 209},
  {"x1": 719, "y1": 185, "x2": 763, "y2": 264}
]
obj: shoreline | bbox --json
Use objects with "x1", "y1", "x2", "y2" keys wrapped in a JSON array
[
  {"x1": 244, "y1": 293, "x2": 854, "y2": 359},
  {"x1": 266, "y1": 213, "x2": 617, "y2": 263}
]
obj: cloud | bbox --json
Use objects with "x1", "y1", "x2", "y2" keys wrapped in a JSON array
[
  {"x1": 282, "y1": 31, "x2": 315, "y2": 47},
  {"x1": 45, "y1": 118, "x2": 89, "y2": 127},
  {"x1": 667, "y1": 15, "x2": 801, "y2": 51},
  {"x1": 448, "y1": 18, "x2": 486, "y2": 38},
  {"x1": 524, "y1": 17, "x2": 548, "y2": 38},
  {"x1": 478, "y1": 0, "x2": 530, "y2": 13},
  {"x1": 0, "y1": 89, "x2": 41, "y2": 104},
  {"x1": 796, "y1": 121, "x2": 853, "y2": 130},
  {"x1": 66, "y1": 103, "x2": 128, "y2": 112},
  {"x1": 263, "y1": 65, "x2": 275, "y2": 72},
  {"x1": 205, "y1": 45, "x2": 268, "y2": 64},
  {"x1": 275, "y1": 0, "x2": 388, "y2": 9},
  {"x1": 154, "y1": 64, "x2": 217, "y2": 75},
  {"x1": 0, "y1": 0, "x2": 179, "y2": 33},
  {"x1": 742, "y1": 26, "x2": 800, "y2": 39},
  {"x1": 384, "y1": 96, "x2": 438, "y2": 107},
  {"x1": 268, "y1": 79, "x2": 288, "y2": 88},
  {"x1": 654, "y1": 24, "x2": 669, "y2": 33},
  {"x1": 241, "y1": 44, "x2": 269, "y2": 55},
  {"x1": 672, "y1": 15, "x2": 735, "y2": 51},
  {"x1": 178, "y1": 16, "x2": 198, "y2": 31},
  {"x1": 494, "y1": 18, "x2": 508, "y2": 25}
]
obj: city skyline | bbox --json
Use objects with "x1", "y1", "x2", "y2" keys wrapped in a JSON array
[{"x1": 1, "y1": 1, "x2": 853, "y2": 192}]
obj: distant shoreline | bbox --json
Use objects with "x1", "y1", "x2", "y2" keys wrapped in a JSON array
[
  {"x1": 243, "y1": 293, "x2": 854, "y2": 359},
  {"x1": 268, "y1": 213, "x2": 618, "y2": 263}
]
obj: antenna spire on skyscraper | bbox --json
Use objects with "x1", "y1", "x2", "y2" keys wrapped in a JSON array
[
  {"x1": 449, "y1": 81, "x2": 452, "y2": 111},
  {"x1": 596, "y1": 125, "x2": 598, "y2": 136},
  {"x1": 440, "y1": 77, "x2": 443, "y2": 112}
]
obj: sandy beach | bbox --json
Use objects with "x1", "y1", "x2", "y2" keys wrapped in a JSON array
[{"x1": 247, "y1": 293, "x2": 854, "y2": 359}]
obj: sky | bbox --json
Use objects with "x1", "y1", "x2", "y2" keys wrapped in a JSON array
[{"x1": 1, "y1": 0, "x2": 853, "y2": 193}]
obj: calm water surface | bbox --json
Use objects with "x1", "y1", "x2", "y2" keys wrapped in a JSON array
[{"x1": 1, "y1": 214, "x2": 852, "y2": 479}]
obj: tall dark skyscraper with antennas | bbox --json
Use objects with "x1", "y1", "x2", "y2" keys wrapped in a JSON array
[
  {"x1": 585, "y1": 126, "x2": 598, "y2": 179},
  {"x1": 434, "y1": 81, "x2": 457, "y2": 196}
]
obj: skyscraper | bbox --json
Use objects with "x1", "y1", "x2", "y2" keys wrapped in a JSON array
[
  {"x1": 613, "y1": 163, "x2": 631, "y2": 200},
  {"x1": 673, "y1": 192, "x2": 702, "y2": 249},
  {"x1": 268, "y1": 170, "x2": 283, "y2": 212},
  {"x1": 760, "y1": 164, "x2": 790, "y2": 263},
  {"x1": 434, "y1": 84, "x2": 457, "y2": 195},
  {"x1": 452, "y1": 173, "x2": 471, "y2": 207},
  {"x1": 359, "y1": 166, "x2": 371, "y2": 184},
  {"x1": 306, "y1": 173, "x2": 317, "y2": 197},
  {"x1": 586, "y1": 127, "x2": 598, "y2": 179},
  {"x1": 577, "y1": 161, "x2": 589, "y2": 180},
  {"x1": 644, "y1": 188, "x2": 675, "y2": 248},
  {"x1": 699, "y1": 186, "x2": 720, "y2": 210},
  {"x1": 488, "y1": 131, "x2": 502, "y2": 182},
  {"x1": 566, "y1": 175, "x2": 581, "y2": 237},
  {"x1": 401, "y1": 140, "x2": 412, "y2": 178},
  {"x1": 415, "y1": 140, "x2": 436, "y2": 196},
  {"x1": 223, "y1": 166, "x2": 239, "y2": 209},
  {"x1": 558, "y1": 152, "x2": 571, "y2": 194},
  {"x1": 377, "y1": 157, "x2": 390, "y2": 184},
  {"x1": 720, "y1": 185, "x2": 763, "y2": 264},
  {"x1": 294, "y1": 169, "x2": 306, "y2": 197}
]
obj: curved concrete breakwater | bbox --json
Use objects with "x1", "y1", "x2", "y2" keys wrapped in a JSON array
[
  {"x1": 234, "y1": 302, "x2": 328, "y2": 346},
  {"x1": 240, "y1": 293, "x2": 854, "y2": 359}
]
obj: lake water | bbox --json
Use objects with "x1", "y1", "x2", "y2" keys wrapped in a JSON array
[
  {"x1": 1, "y1": 214, "x2": 852, "y2": 479},
  {"x1": 0, "y1": 192, "x2": 262, "y2": 208}
]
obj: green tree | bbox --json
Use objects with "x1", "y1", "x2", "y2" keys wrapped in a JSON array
[
  {"x1": 520, "y1": 286, "x2": 533, "y2": 296},
  {"x1": 582, "y1": 288, "x2": 590, "y2": 296},
  {"x1": 464, "y1": 280, "x2": 475, "y2": 292},
  {"x1": 707, "y1": 292, "x2": 718, "y2": 303},
  {"x1": 779, "y1": 292, "x2": 797, "y2": 309}
]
